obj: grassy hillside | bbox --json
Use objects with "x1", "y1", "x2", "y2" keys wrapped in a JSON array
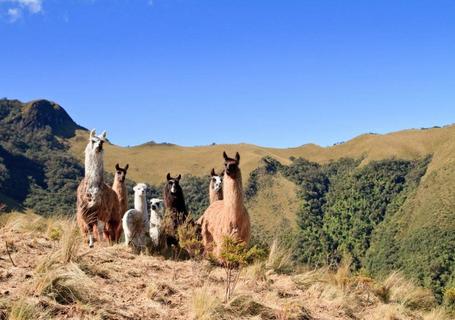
[{"x1": 69, "y1": 125, "x2": 455, "y2": 186}]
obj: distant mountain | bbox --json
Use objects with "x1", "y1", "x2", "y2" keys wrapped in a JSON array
[
  {"x1": 0, "y1": 99, "x2": 85, "y2": 215},
  {"x1": 20, "y1": 99, "x2": 86, "y2": 138}
]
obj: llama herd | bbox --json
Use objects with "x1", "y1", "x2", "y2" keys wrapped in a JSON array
[{"x1": 76, "y1": 130, "x2": 251, "y2": 259}]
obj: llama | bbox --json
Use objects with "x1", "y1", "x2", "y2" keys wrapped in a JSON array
[
  {"x1": 162, "y1": 173, "x2": 188, "y2": 247},
  {"x1": 122, "y1": 183, "x2": 149, "y2": 250},
  {"x1": 209, "y1": 168, "x2": 224, "y2": 204},
  {"x1": 76, "y1": 129, "x2": 121, "y2": 248},
  {"x1": 201, "y1": 152, "x2": 251, "y2": 258},
  {"x1": 112, "y1": 163, "x2": 129, "y2": 218},
  {"x1": 149, "y1": 198, "x2": 165, "y2": 248},
  {"x1": 196, "y1": 168, "x2": 223, "y2": 225}
]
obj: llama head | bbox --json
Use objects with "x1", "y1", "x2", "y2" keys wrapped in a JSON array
[
  {"x1": 114, "y1": 163, "x2": 129, "y2": 183},
  {"x1": 86, "y1": 129, "x2": 107, "y2": 154},
  {"x1": 133, "y1": 183, "x2": 147, "y2": 198},
  {"x1": 210, "y1": 168, "x2": 223, "y2": 192},
  {"x1": 150, "y1": 198, "x2": 165, "y2": 216},
  {"x1": 166, "y1": 173, "x2": 182, "y2": 195},
  {"x1": 223, "y1": 151, "x2": 240, "y2": 178}
]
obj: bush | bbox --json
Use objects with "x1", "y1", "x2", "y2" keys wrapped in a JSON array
[{"x1": 444, "y1": 287, "x2": 455, "y2": 308}]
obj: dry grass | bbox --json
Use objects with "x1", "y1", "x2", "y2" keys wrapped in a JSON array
[
  {"x1": 265, "y1": 239, "x2": 294, "y2": 275},
  {"x1": 1, "y1": 213, "x2": 452, "y2": 320},
  {"x1": 374, "y1": 272, "x2": 436, "y2": 310},
  {"x1": 422, "y1": 308, "x2": 452, "y2": 320},
  {"x1": 146, "y1": 281, "x2": 177, "y2": 304},
  {"x1": 8, "y1": 299, "x2": 41, "y2": 320},
  {"x1": 1, "y1": 211, "x2": 69, "y2": 242},
  {"x1": 34, "y1": 262, "x2": 98, "y2": 305},
  {"x1": 58, "y1": 219, "x2": 81, "y2": 263},
  {"x1": 35, "y1": 219, "x2": 80, "y2": 273},
  {"x1": 191, "y1": 286, "x2": 222, "y2": 320},
  {"x1": 3, "y1": 211, "x2": 49, "y2": 234}
]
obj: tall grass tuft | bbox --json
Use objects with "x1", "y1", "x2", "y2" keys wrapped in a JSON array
[
  {"x1": 265, "y1": 239, "x2": 293, "y2": 274},
  {"x1": 374, "y1": 272, "x2": 436, "y2": 310},
  {"x1": 8, "y1": 299, "x2": 41, "y2": 320},
  {"x1": 191, "y1": 286, "x2": 222, "y2": 320},
  {"x1": 34, "y1": 263, "x2": 97, "y2": 305}
]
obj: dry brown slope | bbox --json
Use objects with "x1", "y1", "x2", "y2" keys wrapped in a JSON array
[
  {"x1": 68, "y1": 125, "x2": 455, "y2": 185},
  {"x1": 1, "y1": 213, "x2": 450, "y2": 320}
]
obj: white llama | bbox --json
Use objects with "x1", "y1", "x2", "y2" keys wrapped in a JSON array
[
  {"x1": 149, "y1": 198, "x2": 164, "y2": 248},
  {"x1": 76, "y1": 129, "x2": 121, "y2": 248},
  {"x1": 122, "y1": 183, "x2": 148, "y2": 250}
]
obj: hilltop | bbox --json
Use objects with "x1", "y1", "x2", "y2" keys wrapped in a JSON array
[{"x1": 69, "y1": 123, "x2": 455, "y2": 186}]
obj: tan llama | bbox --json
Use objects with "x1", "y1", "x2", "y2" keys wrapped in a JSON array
[
  {"x1": 112, "y1": 163, "x2": 129, "y2": 218},
  {"x1": 201, "y1": 152, "x2": 251, "y2": 258},
  {"x1": 76, "y1": 130, "x2": 121, "y2": 248}
]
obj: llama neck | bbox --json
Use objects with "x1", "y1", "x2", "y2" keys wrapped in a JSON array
[
  {"x1": 85, "y1": 147, "x2": 104, "y2": 188},
  {"x1": 223, "y1": 173, "x2": 244, "y2": 214},
  {"x1": 113, "y1": 179, "x2": 127, "y2": 199},
  {"x1": 134, "y1": 194, "x2": 147, "y2": 217}
]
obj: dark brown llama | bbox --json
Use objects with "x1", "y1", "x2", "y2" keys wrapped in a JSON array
[{"x1": 162, "y1": 173, "x2": 188, "y2": 247}]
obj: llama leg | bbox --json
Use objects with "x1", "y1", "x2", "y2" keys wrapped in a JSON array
[
  {"x1": 97, "y1": 220, "x2": 105, "y2": 242},
  {"x1": 115, "y1": 223, "x2": 123, "y2": 243},
  {"x1": 88, "y1": 224, "x2": 95, "y2": 248},
  {"x1": 124, "y1": 232, "x2": 130, "y2": 246},
  {"x1": 105, "y1": 221, "x2": 116, "y2": 245}
]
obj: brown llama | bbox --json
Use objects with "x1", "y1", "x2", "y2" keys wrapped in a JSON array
[
  {"x1": 201, "y1": 152, "x2": 251, "y2": 258},
  {"x1": 196, "y1": 168, "x2": 223, "y2": 225},
  {"x1": 76, "y1": 130, "x2": 121, "y2": 248},
  {"x1": 112, "y1": 163, "x2": 129, "y2": 218}
]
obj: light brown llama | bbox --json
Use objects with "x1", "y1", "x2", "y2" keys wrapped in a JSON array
[
  {"x1": 196, "y1": 168, "x2": 223, "y2": 225},
  {"x1": 112, "y1": 163, "x2": 129, "y2": 218},
  {"x1": 76, "y1": 130, "x2": 121, "y2": 248},
  {"x1": 201, "y1": 152, "x2": 251, "y2": 258}
]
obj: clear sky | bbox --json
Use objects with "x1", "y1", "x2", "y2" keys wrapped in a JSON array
[{"x1": 0, "y1": 0, "x2": 454, "y2": 147}]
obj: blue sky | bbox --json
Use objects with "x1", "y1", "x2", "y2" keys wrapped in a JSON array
[{"x1": 0, "y1": 0, "x2": 454, "y2": 147}]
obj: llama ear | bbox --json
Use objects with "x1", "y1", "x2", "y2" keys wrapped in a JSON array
[
  {"x1": 223, "y1": 151, "x2": 228, "y2": 161},
  {"x1": 235, "y1": 152, "x2": 240, "y2": 163},
  {"x1": 100, "y1": 130, "x2": 107, "y2": 140},
  {"x1": 211, "y1": 168, "x2": 216, "y2": 177},
  {"x1": 115, "y1": 163, "x2": 120, "y2": 171},
  {"x1": 176, "y1": 174, "x2": 181, "y2": 181},
  {"x1": 89, "y1": 129, "x2": 96, "y2": 139},
  {"x1": 125, "y1": 164, "x2": 129, "y2": 171},
  {"x1": 167, "y1": 173, "x2": 171, "y2": 181}
]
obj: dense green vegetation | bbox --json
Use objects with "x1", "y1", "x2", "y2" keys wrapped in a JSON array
[
  {"x1": 243, "y1": 155, "x2": 455, "y2": 301},
  {"x1": 289, "y1": 157, "x2": 431, "y2": 269},
  {"x1": 179, "y1": 175, "x2": 210, "y2": 219}
]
